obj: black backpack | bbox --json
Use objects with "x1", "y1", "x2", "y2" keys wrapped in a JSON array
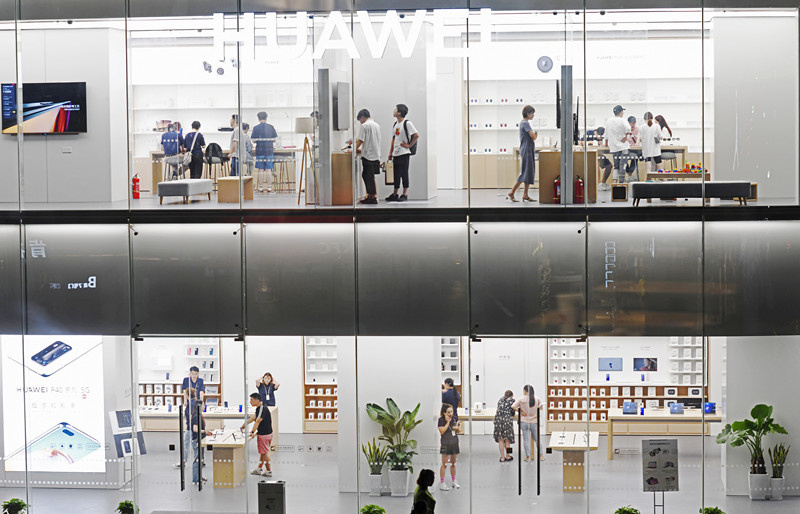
[{"x1": 402, "y1": 120, "x2": 417, "y2": 156}]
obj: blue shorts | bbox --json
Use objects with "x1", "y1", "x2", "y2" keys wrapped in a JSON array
[{"x1": 255, "y1": 154, "x2": 274, "y2": 170}]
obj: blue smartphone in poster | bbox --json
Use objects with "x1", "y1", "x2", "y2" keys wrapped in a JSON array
[{"x1": 31, "y1": 341, "x2": 72, "y2": 366}]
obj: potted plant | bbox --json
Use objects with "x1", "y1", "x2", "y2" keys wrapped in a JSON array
[
  {"x1": 116, "y1": 501, "x2": 136, "y2": 514},
  {"x1": 2, "y1": 499, "x2": 27, "y2": 514},
  {"x1": 366, "y1": 399, "x2": 423, "y2": 497},
  {"x1": 359, "y1": 505, "x2": 385, "y2": 514},
  {"x1": 699, "y1": 508, "x2": 725, "y2": 514},
  {"x1": 614, "y1": 507, "x2": 640, "y2": 514},
  {"x1": 361, "y1": 437, "x2": 389, "y2": 497},
  {"x1": 715, "y1": 404, "x2": 787, "y2": 500},
  {"x1": 768, "y1": 442, "x2": 790, "y2": 500}
]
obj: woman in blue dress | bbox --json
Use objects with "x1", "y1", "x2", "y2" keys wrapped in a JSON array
[{"x1": 507, "y1": 105, "x2": 538, "y2": 202}]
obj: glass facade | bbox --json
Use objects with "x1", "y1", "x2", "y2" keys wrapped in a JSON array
[{"x1": 0, "y1": 1, "x2": 799, "y2": 513}]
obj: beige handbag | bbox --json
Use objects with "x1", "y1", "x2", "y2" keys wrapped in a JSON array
[{"x1": 383, "y1": 160, "x2": 394, "y2": 185}]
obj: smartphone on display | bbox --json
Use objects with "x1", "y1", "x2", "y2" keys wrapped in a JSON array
[
  {"x1": 8, "y1": 422, "x2": 101, "y2": 465},
  {"x1": 31, "y1": 341, "x2": 72, "y2": 366},
  {"x1": 7, "y1": 338, "x2": 102, "y2": 378}
]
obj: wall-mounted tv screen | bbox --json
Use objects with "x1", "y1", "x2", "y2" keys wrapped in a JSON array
[
  {"x1": 2, "y1": 82, "x2": 87, "y2": 134},
  {"x1": 598, "y1": 358, "x2": 623, "y2": 371},
  {"x1": 634, "y1": 357, "x2": 658, "y2": 372}
]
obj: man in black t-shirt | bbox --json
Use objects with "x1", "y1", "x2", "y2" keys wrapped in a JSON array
[{"x1": 242, "y1": 392, "x2": 273, "y2": 477}]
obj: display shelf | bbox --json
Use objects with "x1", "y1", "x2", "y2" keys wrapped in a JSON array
[{"x1": 304, "y1": 337, "x2": 339, "y2": 434}]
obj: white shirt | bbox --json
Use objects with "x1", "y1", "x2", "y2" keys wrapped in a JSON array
[
  {"x1": 357, "y1": 119, "x2": 382, "y2": 162},
  {"x1": 392, "y1": 119, "x2": 418, "y2": 157},
  {"x1": 639, "y1": 123, "x2": 662, "y2": 158},
  {"x1": 605, "y1": 116, "x2": 630, "y2": 153}
]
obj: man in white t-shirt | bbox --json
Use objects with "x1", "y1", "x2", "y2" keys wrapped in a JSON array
[
  {"x1": 386, "y1": 103, "x2": 419, "y2": 202},
  {"x1": 604, "y1": 105, "x2": 635, "y2": 183},
  {"x1": 355, "y1": 108, "x2": 381, "y2": 204}
]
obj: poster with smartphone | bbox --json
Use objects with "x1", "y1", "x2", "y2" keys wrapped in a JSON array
[{"x1": 1, "y1": 335, "x2": 105, "y2": 472}]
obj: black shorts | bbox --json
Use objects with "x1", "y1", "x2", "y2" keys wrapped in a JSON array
[
  {"x1": 599, "y1": 156, "x2": 611, "y2": 168},
  {"x1": 440, "y1": 440, "x2": 460, "y2": 455}
]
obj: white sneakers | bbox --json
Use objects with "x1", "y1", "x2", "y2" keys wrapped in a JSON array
[
  {"x1": 439, "y1": 479, "x2": 460, "y2": 491},
  {"x1": 261, "y1": 469, "x2": 273, "y2": 477},
  {"x1": 598, "y1": 183, "x2": 611, "y2": 191},
  {"x1": 252, "y1": 467, "x2": 272, "y2": 477},
  {"x1": 251, "y1": 468, "x2": 263, "y2": 475}
]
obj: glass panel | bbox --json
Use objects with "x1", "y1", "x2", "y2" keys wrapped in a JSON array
[
  {"x1": 587, "y1": 222, "x2": 703, "y2": 336},
  {"x1": 245, "y1": 223, "x2": 355, "y2": 335},
  {"x1": 128, "y1": 10, "x2": 241, "y2": 210},
  {"x1": 356, "y1": 222, "x2": 469, "y2": 335},
  {"x1": 706, "y1": 8, "x2": 799, "y2": 206},
  {"x1": 18, "y1": 15, "x2": 128, "y2": 211},
  {"x1": 23, "y1": 224, "x2": 130, "y2": 335},
  {"x1": 0, "y1": 20, "x2": 19, "y2": 211},
  {"x1": 131, "y1": 223, "x2": 242, "y2": 335},
  {"x1": 352, "y1": 7, "x2": 467, "y2": 209},
  {"x1": 0, "y1": 224, "x2": 23, "y2": 333},
  {"x1": 585, "y1": 9, "x2": 703, "y2": 208},
  {"x1": 704, "y1": 221, "x2": 800, "y2": 336},
  {"x1": 470, "y1": 222, "x2": 586, "y2": 335},
  {"x1": 15, "y1": 335, "x2": 135, "y2": 512}
]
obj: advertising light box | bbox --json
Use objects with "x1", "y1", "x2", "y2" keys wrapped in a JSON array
[
  {"x1": 1, "y1": 335, "x2": 105, "y2": 473},
  {"x1": 24, "y1": 225, "x2": 130, "y2": 335},
  {"x1": 0, "y1": 224, "x2": 22, "y2": 333}
]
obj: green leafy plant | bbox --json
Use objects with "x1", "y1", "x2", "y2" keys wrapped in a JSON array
[
  {"x1": 699, "y1": 507, "x2": 725, "y2": 514},
  {"x1": 366, "y1": 399, "x2": 423, "y2": 473},
  {"x1": 768, "y1": 442, "x2": 791, "y2": 479},
  {"x1": 361, "y1": 437, "x2": 389, "y2": 475},
  {"x1": 2, "y1": 499, "x2": 27, "y2": 514},
  {"x1": 116, "y1": 500, "x2": 136, "y2": 514},
  {"x1": 614, "y1": 507, "x2": 640, "y2": 514},
  {"x1": 716, "y1": 404, "x2": 787, "y2": 474},
  {"x1": 359, "y1": 505, "x2": 386, "y2": 514}
]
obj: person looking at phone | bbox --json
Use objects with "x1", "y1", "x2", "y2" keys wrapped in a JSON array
[
  {"x1": 438, "y1": 403, "x2": 460, "y2": 491},
  {"x1": 241, "y1": 393, "x2": 273, "y2": 477},
  {"x1": 255, "y1": 372, "x2": 280, "y2": 406}
]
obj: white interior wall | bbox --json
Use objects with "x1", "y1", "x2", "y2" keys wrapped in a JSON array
[
  {"x1": 19, "y1": 27, "x2": 127, "y2": 204},
  {"x1": 435, "y1": 56, "x2": 463, "y2": 189},
  {"x1": 724, "y1": 336, "x2": 799, "y2": 496},
  {"x1": 713, "y1": 16, "x2": 798, "y2": 202},
  {"x1": 0, "y1": 28, "x2": 19, "y2": 204}
]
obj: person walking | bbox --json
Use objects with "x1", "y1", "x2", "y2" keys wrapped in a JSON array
[
  {"x1": 183, "y1": 121, "x2": 206, "y2": 179},
  {"x1": 437, "y1": 403, "x2": 460, "y2": 491},
  {"x1": 386, "y1": 103, "x2": 418, "y2": 202},
  {"x1": 604, "y1": 105, "x2": 635, "y2": 183},
  {"x1": 493, "y1": 390, "x2": 516, "y2": 462},
  {"x1": 355, "y1": 108, "x2": 381, "y2": 204},
  {"x1": 242, "y1": 392, "x2": 274, "y2": 477},
  {"x1": 512, "y1": 385, "x2": 543, "y2": 461},
  {"x1": 229, "y1": 114, "x2": 242, "y2": 176},
  {"x1": 251, "y1": 111, "x2": 279, "y2": 193},
  {"x1": 507, "y1": 105, "x2": 538, "y2": 202}
]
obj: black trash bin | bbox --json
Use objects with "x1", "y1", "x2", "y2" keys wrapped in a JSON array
[{"x1": 258, "y1": 480, "x2": 286, "y2": 514}]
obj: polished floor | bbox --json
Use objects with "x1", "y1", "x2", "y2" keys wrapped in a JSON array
[{"x1": 3, "y1": 432, "x2": 797, "y2": 514}]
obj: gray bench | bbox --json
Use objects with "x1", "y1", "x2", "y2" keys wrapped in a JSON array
[
  {"x1": 157, "y1": 179, "x2": 213, "y2": 204},
  {"x1": 629, "y1": 181, "x2": 751, "y2": 207}
]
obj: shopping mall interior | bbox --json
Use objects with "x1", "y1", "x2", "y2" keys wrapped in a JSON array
[{"x1": 0, "y1": 1, "x2": 798, "y2": 514}]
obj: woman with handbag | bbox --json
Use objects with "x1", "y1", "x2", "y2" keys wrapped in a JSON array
[
  {"x1": 183, "y1": 121, "x2": 206, "y2": 179},
  {"x1": 493, "y1": 390, "x2": 516, "y2": 462}
]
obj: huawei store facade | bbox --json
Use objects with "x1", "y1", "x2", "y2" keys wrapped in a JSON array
[{"x1": 0, "y1": 0, "x2": 799, "y2": 513}]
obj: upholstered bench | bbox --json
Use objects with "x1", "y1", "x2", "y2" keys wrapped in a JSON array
[
  {"x1": 157, "y1": 179, "x2": 213, "y2": 204},
  {"x1": 629, "y1": 181, "x2": 751, "y2": 206}
]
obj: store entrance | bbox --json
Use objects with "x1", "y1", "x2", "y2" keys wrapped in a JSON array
[{"x1": 133, "y1": 336, "x2": 251, "y2": 513}]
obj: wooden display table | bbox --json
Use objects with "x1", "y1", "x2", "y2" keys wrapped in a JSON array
[
  {"x1": 548, "y1": 430, "x2": 599, "y2": 492},
  {"x1": 456, "y1": 407, "x2": 497, "y2": 422},
  {"x1": 201, "y1": 430, "x2": 247, "y2": 488},
  {"x1": 606, "y1": 408, "x2": 721, "y2": 460},
  {"x1": 139, "y1": 406, "x2": 279, "y2": 447},
  {"x1": 646, "y1": 172, "x2": 710, "y2": 181},
  {"x1": 538, "y1": 149, "x2": 598, "y2": 204},
  {"x1": 217, "y1": 176, "x2": 254, "y2": 203},
  {"x1": 331, "y1": 152, "x2": 354, "y2": 205}
]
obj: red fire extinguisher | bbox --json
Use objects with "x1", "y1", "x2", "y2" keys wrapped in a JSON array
[
  {"x1": 553, "y1": 177, "x2": 561, "y2": 203},
  {"x1": 132, "y1": 174, "x2": 140, "y2": 199},
  {"x1": 574, "y1": 175, "x2": 584, "y2": 204}
]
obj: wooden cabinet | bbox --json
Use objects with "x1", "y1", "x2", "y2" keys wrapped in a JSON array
[{"x1": 304, "y1": 336, "x2": 339, "y2": 433}]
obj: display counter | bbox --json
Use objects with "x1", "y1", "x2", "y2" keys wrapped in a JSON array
[
  {"x1": 139, "y1": 405, "x2": 279, "y2": 447},
  {"x1": 538, "y1": 148, "x2": 598, "y2": 204},
  {"x1": 201, "y1": 430, "x2": 247, "y2": 489}
]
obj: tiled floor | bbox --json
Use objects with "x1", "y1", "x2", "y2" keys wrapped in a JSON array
[{"x1": 6, "y1": 432, "x2": 798, "y2": 513}]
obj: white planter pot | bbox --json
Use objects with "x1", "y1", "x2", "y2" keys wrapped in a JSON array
[
  {"x1": 369, "y1": 474, "x2": 383, "y2": 497},
  {"x1": 770, "y1": 477, "x2": 785, "y2": 500},
  {"x1": 748, "y1": 473, "x2": 770, "y2": 500},
  {"x1": 389, "y1": 469, "x2": 410, "y2": 497}
]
